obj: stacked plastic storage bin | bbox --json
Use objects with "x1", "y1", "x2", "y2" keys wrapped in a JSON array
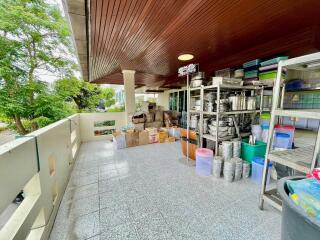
[
  {"x1": 251, "y1": 156, "x2": 272, "y2": 184},
  {"x1": 196, "y1": 148, "x2": 213, "y2": 176},
  {"x1": 273, "y1": 125, "x2": 295, "y2": 149},
  {"x1": 258, "y1": 56, "x2": 288, "y2": 86},
  {"x1": 243, "y1": 59, "x2": 260, "y2": 84},
  {"x1": 260, "y1": 113, "x2": 271, "y2": 143},
  {"x1": 283, "y1": 91, "x2": 320, "y2": 130}
]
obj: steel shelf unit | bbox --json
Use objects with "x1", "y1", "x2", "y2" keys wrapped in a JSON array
[
  {"x1": 259, "y1": 52, "x2": 320, "y2": 211},
  {"x1": 187, "y1": 82, "x2": 263, "y2": 154}
]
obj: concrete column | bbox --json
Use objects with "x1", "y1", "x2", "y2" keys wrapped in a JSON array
[{"x1": 122, "y1": 70, "x2": 136, "y2": 124}]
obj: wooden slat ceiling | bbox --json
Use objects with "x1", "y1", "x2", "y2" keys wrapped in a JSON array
[{"x1": 89, "y1": 0, "x2": 320, "y2": 87}]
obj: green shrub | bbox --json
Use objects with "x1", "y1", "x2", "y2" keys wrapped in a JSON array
[{"x1": 108, "y1": 105, "x2": 125, "y2": 112}]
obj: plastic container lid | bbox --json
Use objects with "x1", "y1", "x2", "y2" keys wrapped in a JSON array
[
  {"x1": 260, "y1": 113, "x2": 271, "y2": 120},
  {"x1": 252, "y1": 156, "x2": 272, "y2": 167},
  {"x1": 196, "y1": 148, "x2": 213, "y2": 157},
  {"x1": 275, "y1": 124, "x2": 295, "y2": 130},
  {"x1": 275, "y1": 133, "x2": 290, "y2": 138}
]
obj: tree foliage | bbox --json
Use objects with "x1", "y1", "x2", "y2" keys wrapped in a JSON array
[
  {"x1": 55, "y1": 77, "x2": 116, "y2": 111},
  {"x1": 0, "y1": 0, "x2": 76, "y2": 134}
]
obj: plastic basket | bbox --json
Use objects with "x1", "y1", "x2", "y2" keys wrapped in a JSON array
[
  {"x1": 241, "y1": 138, "x2": 267, "y2": 163},
  {"x1": 260, "y1": 56, "x2": 288, "y2": 66},
  {"x1": 243, "y1": 59, "x2": 260, "y2": 68}
]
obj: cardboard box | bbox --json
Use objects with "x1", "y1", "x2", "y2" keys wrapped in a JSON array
[
  {"x1": 139, "y1": 130, "x2": 149, "y2": 145},
  {"x1": 149, "y1": 133, "x2": 159, "y2": 144},
  {"x1": 165, "y1": 136, "x2": 175, "y2": 142},
  {"x1": 159, "y1": 131, "x2": 168, "y2": 143},
  {"x1": 145, "y1": 127, "x2": 158, "y2": 135},
  {"x1": 125, "y1": 131, "x2": 139, "y2": 147},
  {"x1": 112, "y1": 131, "x2": 126, "y2": 149},
  {"x1": 145, "y1": 122, "x2": 153, "y2": 128},
  {"x1": 134, "y1": 123, "x2": 145, "y2": 131},
  {"x1": 152, "y1": 121, "x2": 163, "y2": 129}
]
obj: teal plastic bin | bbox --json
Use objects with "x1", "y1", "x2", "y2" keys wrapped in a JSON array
[{"x1": 241, "y1": 138, "x2": 267, "y2": 163}]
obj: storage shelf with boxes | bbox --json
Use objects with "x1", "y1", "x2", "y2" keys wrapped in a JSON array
[{"x1": 112, "y1": 102, "x2": 181, "y2": 149}]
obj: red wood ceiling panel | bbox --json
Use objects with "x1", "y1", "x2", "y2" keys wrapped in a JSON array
[{"x1": 90, "y1": 0, "x2": 320, "y2": 87}]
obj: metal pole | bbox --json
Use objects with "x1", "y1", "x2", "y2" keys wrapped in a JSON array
[
  {"x1": 215, "y1": 85, "x2": 220, "y2": 155},
  {"x1": 186, "y1": 74, "x2": 190, "y2": 164},
  {"x1": 177, "y1": 91, "x2": 180, "y2": 112},
  {"x1": 200, "y1": 85, "x2": 204, "y2": 148},
  {"x1": 260, "y1": 86, "x2": 264, "y2": 114},
  {"x1": 311, "y1": 125, "x2": 320, "y2": 169}
]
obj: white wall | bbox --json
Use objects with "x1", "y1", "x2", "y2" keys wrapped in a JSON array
[
  {"x1": 157, "y1": 91, "x2": 170, "y2": 110},
  {"x1": 0, "y1": 114, "x2": 81, "y2": 240},
  {"x1": 79, "y1": 112, "x2": 126, "y2": 142},
  {"x1": 0, "y1": 112, "x2": 127, "y2": 240}
]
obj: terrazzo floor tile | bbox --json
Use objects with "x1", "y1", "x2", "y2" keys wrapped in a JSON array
[
  {"x1": 98, "y1": 178, "x2": 121, "y2": 193},
  {"x1": 127, "y1": 196, "x2": 159, "y2": 220},
  {"x1": 99, "y1": 189, "x2": 127, "y2": 209},
  {"x1": 70, "y1": 194, "x2": 99, "y2": 218},
  {"x1": 87, "y1": 235, "x2": 100, "y2": 240},
  {"x1": 65, "y1": 182, "x2": 99, "y2": 201},
  {"x1": 65, "y1": 211, "x2": 100, "y2": 240},
  {"x1": 50, "y1": 141, "x2": 281, "y2": 240},
  {"x1": 133, "y1": 212, "x2": 175, "y2": 240},
  {"x1": 100, "y1": 202, "x2": 131, "y2": 229},
  {"x1": 100, "y1": 222, "x2": 140, "y2": 240},
  {"x1": 70, "y1": 173, "x2": 99, "y2": 188}
]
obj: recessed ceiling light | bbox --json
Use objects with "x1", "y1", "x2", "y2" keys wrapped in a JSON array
[{"x1": 178, "y1": 54, "x2": 194, "y2": 61}]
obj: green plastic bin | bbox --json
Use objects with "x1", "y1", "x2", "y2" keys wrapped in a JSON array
[{"x1": 241, "y1": 138, "x2": 267, "y2": 163}]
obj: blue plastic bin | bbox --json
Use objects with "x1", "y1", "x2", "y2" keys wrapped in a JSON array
[
  {"x1": 274, "y1": 132, "x2": 290, "y2": 149},
  {"x1": 251, "y1": 156, "x2": 272, "y2": 185}
]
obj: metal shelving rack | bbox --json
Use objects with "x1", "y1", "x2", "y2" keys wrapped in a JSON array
[
  {"x1": 188, "y1": 82, "x2": 263, "y2": 154},
  {"x1": 259, "y1": 52, "x2": 320, "y2": 211}
]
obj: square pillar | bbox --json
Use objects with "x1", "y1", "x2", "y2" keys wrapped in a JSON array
[{"x1": 122, "y1": 70, "x2": 136, "y2": 124}]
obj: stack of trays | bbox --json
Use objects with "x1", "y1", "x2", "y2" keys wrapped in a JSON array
[
  {"x1": 222, "y1": 141, "x2": 233, "y2": 161},
  {"x1": 233, "y1": 157, "x2": 243, "y2": 181},
  {"x1": 243, "y1": 59, "x2": 260, "y2": 83},
  {"x1": 232, "y1": 139, "x2": 241, "y2": 157},
  {"x1": 223, "y1": 160, "x2": 235, "y2": 182},
  {"x1": 213, "y1": 156, "x2": 224, "y2": 178},
  {"x1": 242, "y1": 161, "x2": 251, "y2": 178},
  {"x1": 258, "y1": 56, "x2": 288, "y2": 86}
]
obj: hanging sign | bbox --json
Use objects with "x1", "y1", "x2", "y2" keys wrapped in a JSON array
[{"x1": 178, "y1": 63, "x2": 199, "y2": 77}]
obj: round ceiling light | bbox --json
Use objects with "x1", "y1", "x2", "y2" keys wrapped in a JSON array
[{"x1": 178, "y1": 53, "x2": 194, "y2": 61}]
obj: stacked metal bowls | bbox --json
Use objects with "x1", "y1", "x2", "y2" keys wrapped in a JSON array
[
  {"x1": 213, "y1": 156, "x2": 223, "y2": 178},
  {"x1": 232, "y1": 139, "x2": 241, "y2": 157},
  {"x1": 222, "y1": 141, "x2": 233, "y2": 161},
  {"x1": 242, "y1": 161, "x2": 251, "y2": 178},
  {"x1": 223, "y1": 159, "x2": 235, "y2": 182},
  {"x1": 233, "y1": 157, "x2": 243, "y2": 181}
]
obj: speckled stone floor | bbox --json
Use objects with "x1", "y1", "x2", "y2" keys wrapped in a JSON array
[{"x1": 49, "y1": 141, "x2": 281, "y2": 240}]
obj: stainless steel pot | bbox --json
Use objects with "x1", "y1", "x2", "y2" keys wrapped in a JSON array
[
  {"x1": 229, "y1": 95, "x2": 241, "y2": 111},
  {"x1": 190, "y1": 79, "x2": 202, "y2": 88},
  {"x1": 240, "y1": 96, "x2": 247, "y2": 110},
  {"x1": 247, "y1": 97, "x2": 256, "y2": 110},
  {"x1": 191, "y1": 72, "x2": 205, "y2": 81}
]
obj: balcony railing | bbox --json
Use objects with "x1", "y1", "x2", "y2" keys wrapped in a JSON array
[{"x1": 0, "y1": 112, "x2": 126, "y2": 240}]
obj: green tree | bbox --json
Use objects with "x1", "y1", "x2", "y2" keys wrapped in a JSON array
[
  {"x1": 55, "y1": 77, "x2": 116, "y2": 111},
  {"x1": 0, "y1": 0, "x2": 76, "y2": 134},
  {"x1": 101, "y1": 88, "x2": 116, "y2": 108}
]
